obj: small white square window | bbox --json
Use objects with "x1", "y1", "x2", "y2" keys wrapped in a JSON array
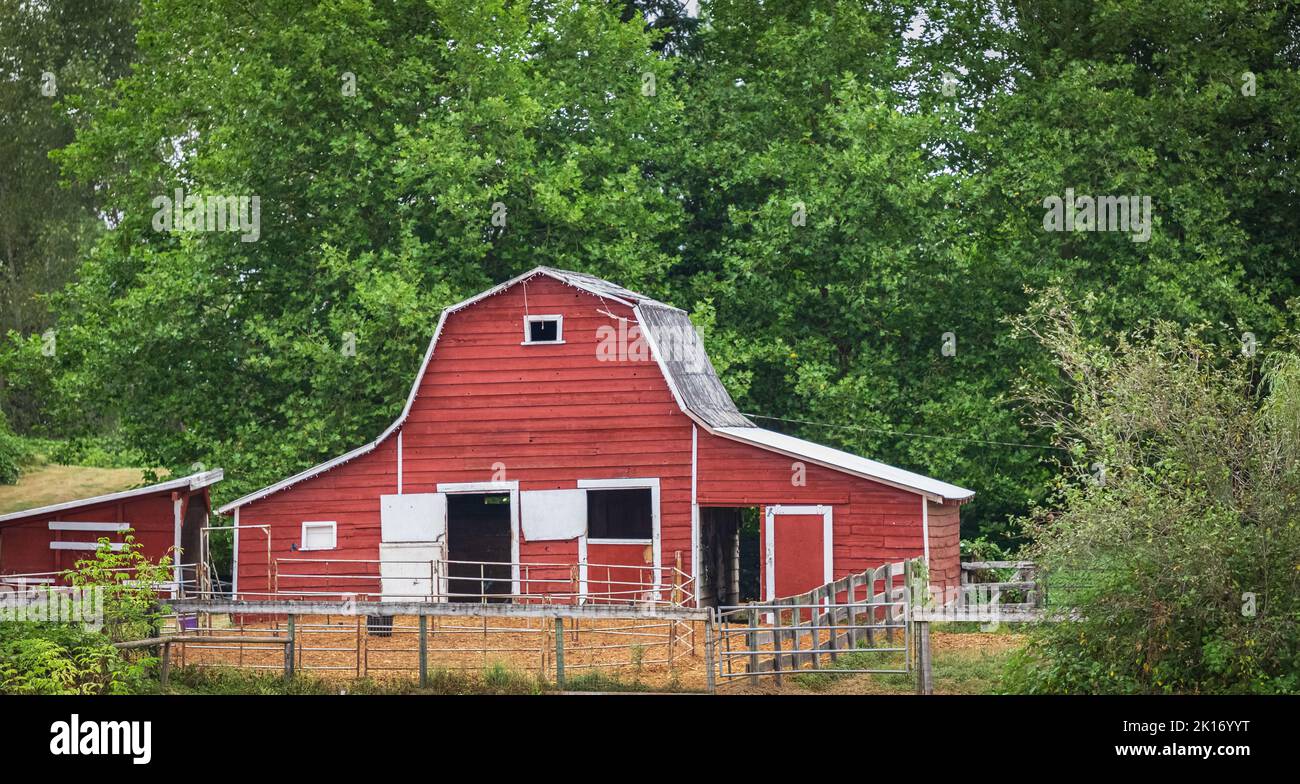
[
  {"x1": 522, "y1": 315, "x2": 563, "y2": 345},
  {"x1": 301, "y1": 521, "x2": 337, "y2": 551}
]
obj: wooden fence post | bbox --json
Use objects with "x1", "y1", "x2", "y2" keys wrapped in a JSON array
[
  {"x1": 704, "y1": 611, "x2": 716, "y2": 694},
  {"x1": 160, "y1": 641, "x2": 171, "y2": 691},
  {"x1": 553, "y1": 617, "x2": 565, "y2": 689},
  {"x1": 771, "y1": 608, "x2": 784, "y2": 686},
  {"x1": 825, "y1": 600, "x2": 838, "y2": 664},
  {"x1": 915, "y1": 619, "x2": 932, "y2": 695},
  {"x1": 809, "y1": 588, "x2": 822, "y2": 670},
  {"x1": 418, "y1": 615, "x2": 428, "y2": 688},
  {"x1": 848, "y1": 574, "x2": 860, "y2": 649},
  {"x1": 746, "y1": 610, "x2": 758, "y2": 684},
  {"x1": 284, "y1": 615, "x2": 296, "y2": 681},
  {"x1": 673, "y1": 550, "x2": 683, "y2": 606}
]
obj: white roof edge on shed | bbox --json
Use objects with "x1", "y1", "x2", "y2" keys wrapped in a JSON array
[
  {"x1": 0, "y1": 469, "x2": 224, "y2": 524},
  {"x1": 712, "y1": 426, "x2": 975, "y2": 503}
]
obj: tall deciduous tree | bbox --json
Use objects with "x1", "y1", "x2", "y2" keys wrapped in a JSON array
[
  {"x1": 0, "y1": 0, "x2": 137, "y2": 428},
  {"x1": 16, "y1": 0, "x2": 685, "y2": 499}
]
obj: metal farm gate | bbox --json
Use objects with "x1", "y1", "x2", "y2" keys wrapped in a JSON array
[{"x1": 711, "y1": 559, "x2": 920, "y2": 686}]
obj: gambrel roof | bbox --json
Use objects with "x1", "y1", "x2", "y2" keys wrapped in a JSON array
[{"x1": 219, "y1": 267, "x2": 973, "y2": 513}]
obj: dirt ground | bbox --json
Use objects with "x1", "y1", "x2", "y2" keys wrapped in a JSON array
[
  {"x1": 174, "y1": 613, "x2": 711, "y2": 691},
  {"x1": 171, "y1": 615, "x2": 1022, "y2": 695}
]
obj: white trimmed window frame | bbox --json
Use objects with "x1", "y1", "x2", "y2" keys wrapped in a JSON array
[
  {"x1": 300, "y1": 521, "x2": 338, "y2": 551},
  {"x1": 521, "y1": 314, "x2": 564, "y2": 345},
  {"x1": 577, "y1": 478, "x2": 661, "y2": 601}
]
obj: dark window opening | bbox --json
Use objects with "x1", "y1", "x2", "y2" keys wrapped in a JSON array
[
  {"x1": 587, "y1": 488, "x2": 652, "y2": 540},
  {"x1": 527, "y1": 318, "x2": 560, "y2": 343}
]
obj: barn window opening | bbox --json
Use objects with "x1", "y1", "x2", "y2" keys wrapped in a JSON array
[
  {"x1": 524, "y1": 315, "x2": 563, "y2": 344},
  {"x1": 587, "y1": 489, "x2": 652, "y2": 541},
  {"x1": 300, "y1": 521, "x2": 337, "y2": 551}
]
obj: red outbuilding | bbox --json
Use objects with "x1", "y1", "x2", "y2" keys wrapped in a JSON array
[
  {"x1": 0, "y1": 470, "x2": 223, "y2": 589},
  {"x1": 220, "y1": 269, "x2": 972, "y2": 606}
]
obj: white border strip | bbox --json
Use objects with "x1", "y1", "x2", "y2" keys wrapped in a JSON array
[
  {"x1": 50, "y1": 541, "x2": 126, "y2": 552},
  {"x1": 47, "y1": 522, "x2": 130, "y2": 532},
  {"x1": 0, "y1": 470, "x2": 223, "y2": 524}
]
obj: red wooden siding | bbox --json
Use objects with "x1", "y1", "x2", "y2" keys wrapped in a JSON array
[
  {"x1": 237, "y1": 437, "x2": 398, "y2": 598},
  {"x1": 926, "y1": 500, "x2": 961, "y2": 593},
  {"x1": 235, "y1": 274, "x2": 962, "y2": 599},
  {"x1": 696, "y1": 429, "x2": 939, "y2": 591},
  {"x1": 0, "y1": 490, "x2": 206, "y2": 578}
]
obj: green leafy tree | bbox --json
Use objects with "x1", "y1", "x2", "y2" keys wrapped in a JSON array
[
  {"x1": 0, "y1": 408, "x2": 25, "y2": 483},
  {"x1": 666, "y1": 0, "x2": 1300, "y2": 541},
  {"x1": 19, "y1": 0, "x2": 685, "y2": 502},
  {"x1": 0, "y1": 0, "x2": 137, "y2": 430}
]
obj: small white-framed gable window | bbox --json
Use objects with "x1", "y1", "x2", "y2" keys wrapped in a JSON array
[
  {"x1": 301, "y1": 521, "x2": 337, "y2": 551},
  {"x1": 523, "y1": 315, "x2": 563, "y2": 345}
]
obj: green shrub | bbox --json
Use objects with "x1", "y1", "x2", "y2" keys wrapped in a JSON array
[
  {"x1": 0, "y1": 534, "x2": 176, "y2": 694},
  {"x1": 1005, "y1": 296, "x2": 1300, "y2": 694},
  {"x1": 0, "y1": 622, "x2": 147, "y2": 694},
  {"x1": 47, "y1": 435, "x2": 148, "y2": 469},
  {"x1": 0, "y1": 411, "x2": 27, "y2": 484}
]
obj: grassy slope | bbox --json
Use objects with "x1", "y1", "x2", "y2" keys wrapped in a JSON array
[{"x1": 0, "y1": 463, "x2": 160, "y2": 515}]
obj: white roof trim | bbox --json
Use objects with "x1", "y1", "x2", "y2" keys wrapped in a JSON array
[
  {"x1": 0, "y1": 469, "x2": 224, "y2": 524},
  {"x1": 219, "y1": 267, "x2": 643, "y2": 514},
  {"x1": 712, "y1": 426, "x2": 974, "y2": 503},
  {"x1": 220, "y1": 266, "x2": 974, "y2": 512},
  {"x1": 632, "y1": 302, "x2": 971, "y2": 501}
]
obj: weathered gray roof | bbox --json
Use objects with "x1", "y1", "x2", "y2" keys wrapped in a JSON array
[
  {"x1": 635, "y1": 301, "x2": 753, "y2": 428},
  {"x1": 541, "y1": 267, "x2": 654, "y2": 305},
  {"x1": 535, "y1": 267, "x2": 752, "y2": 427}
]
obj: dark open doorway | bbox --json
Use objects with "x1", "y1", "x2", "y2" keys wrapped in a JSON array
[
  {"x1": 699, "y1": 507, "x2": 761, "y2": 608},
  {"x1": 446, "y1": 493, "x2": 512, "y2": 602},
  {"x1": 179, "y1": 497, "x2": 206, "y2": 591}
]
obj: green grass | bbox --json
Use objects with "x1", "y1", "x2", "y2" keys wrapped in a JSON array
[
  {"x1": 161, "y1": 662, "x2": 548, "y2": 695},
  {"x1": 154, "y1": 662, "x2": 704, "y2": 695},
  {"x1": 561, "y1": 670, "x2": 698, "y2": 693},
  {"x1": 789, "y1": 631, "x2": 1021, "y2": 694}
]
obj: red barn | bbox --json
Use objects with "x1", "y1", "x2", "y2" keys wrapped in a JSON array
[
  {"x1": 0, "y1": 470, "x2": 224, "y2": 588},
  {"x1": 220, "y1": 269, "x2": 972, "y2": 606}
]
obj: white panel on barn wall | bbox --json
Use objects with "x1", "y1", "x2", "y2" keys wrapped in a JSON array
[
  {"x1": 379, "y1": 542, "x2": 442, "y2": 602},
  {"x1": 380, "y1": 493, "x2": 446, "y2": 543},
  {"x1": 519, "y1": 489, "x2": 586, "y2": 541}
]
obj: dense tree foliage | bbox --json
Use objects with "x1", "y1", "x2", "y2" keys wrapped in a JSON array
[
  {"x1": 3, "y1": 0, "x2": 686, "y2": 497},
  {"x1": 0, "y1": 0, "x2": 137, "y2": 427},
  {"x1": 1, "y1": 0, "x2": 1297, "y2": 544}
]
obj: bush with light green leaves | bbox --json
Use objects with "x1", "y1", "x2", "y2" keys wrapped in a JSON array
[{"x1": 1004, "y1": 294, "x2": 1300, "y2": 694}]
